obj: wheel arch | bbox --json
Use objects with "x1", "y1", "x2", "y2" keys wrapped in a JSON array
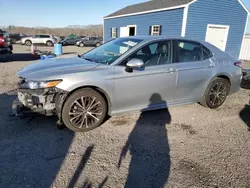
[
  {"x1": 212, "y1": 73, "x2": 232, "y2": 91},
  {"x1": 201, "y1": 73, "x2": 232, "y2": 100},
  {"x1": 25, "y1": 39, "x2": 32, "y2": 43},
  {"x1": 46, "y1": 40, "x2": 53, "y2": 45},
  {"x1": 65, "y1": 85, "x2": 112, "y2": 115},
  {"x1": 215, "y1": 74, "x2": 231, "y2": 84}
]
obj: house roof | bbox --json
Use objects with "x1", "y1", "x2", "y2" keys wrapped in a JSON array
[{"x1": 104, "y1": 0, "x2": 194, "y2": 19}]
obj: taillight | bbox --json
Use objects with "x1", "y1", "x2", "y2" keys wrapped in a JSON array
[
  {"x1": 234, "y1": 61, "x2": 243, "y2": 67},
  {"x1": 0, "y1": 36, "x2": 5, "y2": 46}
]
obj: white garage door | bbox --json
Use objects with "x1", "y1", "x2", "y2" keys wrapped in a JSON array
[{"x1": 205, "y1": 24, "x2": 229, "y2": 51}]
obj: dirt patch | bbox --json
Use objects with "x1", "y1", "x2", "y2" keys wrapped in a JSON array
[
  {"x1": 177, "y1": 159, "x2": 214, "y2": 187},
  {"x1": 173, "y1": 123, "x2": 197, "y2": 135},
  {"x1": 110, "y1": 117, "x2": 129, "y2": 126}
]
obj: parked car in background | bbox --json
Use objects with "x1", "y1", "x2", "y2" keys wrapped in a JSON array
[
  {"x1": 20, "y1": 34, "x2": 56, "y2": 46},
  {"x1": 75, "y1": 36, "x2": 86, "y2": 46},
  {"x1": 9, "y1": 33, "x2": 27, "y2": 44},
  {"x1": 13, "y1": 36, "x2": 242, "y2": 132},
  {"x1": 53, "y1": 36, "x2": 61, "y2": 43},
  {"x1": 0, "y1": 30, "x2": 13, "y2": 54},
  {"x1": 77, "y1": 37, "x2": 103, "y2": 47},
  {"x1": 59, "y1": 36, "x2": 82, "y2": 46},
  {"x1": 241, "y1": 69, "x2": 250, "y2": 89},
  {"x1": 59, "y1": 36, "x2": 66, "y2": 41}
]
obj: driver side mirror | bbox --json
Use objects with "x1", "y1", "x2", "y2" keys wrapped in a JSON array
[{"x1": 125, "y1": 58, "x2": 144, "y2": 73}]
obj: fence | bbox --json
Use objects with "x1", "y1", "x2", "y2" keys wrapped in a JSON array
[{"x1": 240, "y1": 34, "x2": 250, "y2": 60}]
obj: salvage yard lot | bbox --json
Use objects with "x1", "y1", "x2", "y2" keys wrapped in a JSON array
[{"x1": 0, "y1": 45, "x2": 250, "y2": 187}]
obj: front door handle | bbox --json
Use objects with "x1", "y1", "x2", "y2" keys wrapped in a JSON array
[{"x1": 165, "y1": 68, "x2": 177, "y2": 73}]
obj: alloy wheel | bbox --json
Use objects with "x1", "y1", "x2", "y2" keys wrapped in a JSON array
[
  {"x1": 208, "y1": 82, "x2": 227, "y2": 107},
  {"x1": 69, "y1": 96, "x2": 103, "y2": 129}
]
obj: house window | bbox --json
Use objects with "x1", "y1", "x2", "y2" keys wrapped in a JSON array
[
  {"x1": 151, "y1": 25, "x2": 161, "y2": 35},
  {"x1": 111, "y1": 28, "x2": 117, "y2": 38}
]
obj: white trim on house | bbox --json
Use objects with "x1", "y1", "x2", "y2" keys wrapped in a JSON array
[
  {"x1": 127, "y1": 25, "x2": 137, "y2": 36},
  {"x1": 187, "y1": 0, "x2": 198, "y2": 6},
  {"x1": 181, "y1": 6, "x2": 189, "y2": 37},
  {"x1": 238, "y1": 0, "x2": 250, "y2": 15},
  {"x1": 240, "y1": 15, "x2": 249, "y2": 58},
  {"x1": 103, "y1": 0, "x2": 249, "y2": 20},
  {"x1": 104, "y1": 4, "x2": 190, "y2": 20},
  {"x1": 205, "y1": 24, "x2": 230, "y2": 52}
]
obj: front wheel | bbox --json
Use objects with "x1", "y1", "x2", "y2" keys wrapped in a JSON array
[
  {"x1": 79, "y1": 42, "x2": 84, "y2": 47},
  {"x1": 96, "y1": 43, "x2": 101, "y2": 47},
  {"x1": 62, "y1": 88, "x2": 107, "y2": 132},
  {"x1": 200, "y1": 78, "x2": 230, "y2": 109}
]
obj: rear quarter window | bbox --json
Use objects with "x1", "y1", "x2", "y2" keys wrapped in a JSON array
[{"x1": 202, "y1": 45, "x2": 213, "y2": 60}]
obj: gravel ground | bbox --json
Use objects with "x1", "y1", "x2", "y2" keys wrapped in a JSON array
[{"x1": 0, "y1": 45, "x2": 250, "y2": 188}]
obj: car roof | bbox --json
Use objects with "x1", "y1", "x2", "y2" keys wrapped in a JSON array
[
  {"x1": 116, "y1": 35, "x2": 233, "y2": 59},
  {"x1": 120, "y1": 35, "x2": 213, "y2": 47},
  {"x1": 121, "y1": 35, "x2": 198, "y2": 41}
]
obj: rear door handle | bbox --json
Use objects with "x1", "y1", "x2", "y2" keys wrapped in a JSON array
[{"x1": 165, "y1": 68, "x2": 177, "y2": 73}]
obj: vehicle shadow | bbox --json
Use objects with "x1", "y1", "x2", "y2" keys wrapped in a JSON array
[
  {"x1": 0, "y1": 91, "x2": 74, "y2": 188},
  {"x1": 239, "y1": 104, "x2": 250, "y2": 131},
  {"x1": 118, "y1": 93, "x2": 171, "y2": 188},
  {"x1": 0, "y1": 53, "x2": 40, "y2": 62}
]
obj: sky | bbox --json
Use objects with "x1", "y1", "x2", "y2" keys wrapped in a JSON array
[{"x1": 0, "y1": 0, "x2": 250, "y2": 33}]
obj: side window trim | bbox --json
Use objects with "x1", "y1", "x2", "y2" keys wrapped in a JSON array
[{"x1": 173, "y1": 40, "x2": 179, "y2": 63}]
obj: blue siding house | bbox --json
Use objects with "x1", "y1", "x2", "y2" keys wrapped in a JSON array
[{"x1": 103, "y1": 0, "x2": 249, "y2": 58}]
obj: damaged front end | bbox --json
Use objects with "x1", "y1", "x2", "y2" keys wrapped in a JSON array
[{"x1": 12, "y1": 77, "x2": 68, "y2": 121}]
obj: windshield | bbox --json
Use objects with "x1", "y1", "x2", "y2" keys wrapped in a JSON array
[{"x1": 82, "y1": 38, "x2": 143, "y2": 65}]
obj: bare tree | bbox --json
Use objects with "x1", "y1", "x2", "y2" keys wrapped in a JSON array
[{"x1": 5, "y1": 25, "x2": 103, "y2": 37}]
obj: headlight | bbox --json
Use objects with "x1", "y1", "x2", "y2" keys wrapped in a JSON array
[{"x1": 21, "y1": 80, "x2": 62, "y2": 89}]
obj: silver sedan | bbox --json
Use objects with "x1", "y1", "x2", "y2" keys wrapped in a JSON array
[{"x1": 14, "y1": 36, "x2": 242, "y2": 132}]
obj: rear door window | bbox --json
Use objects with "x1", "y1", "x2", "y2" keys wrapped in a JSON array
[
  {"x1": 177, "y1": 40, "x2": 203, "y2": 62},
  {"x1": 40, "y1": 35, "x2": 50, "y2": 38}
]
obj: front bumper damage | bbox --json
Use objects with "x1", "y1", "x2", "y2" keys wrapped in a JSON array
[{"x1": 12, "y1": 87, "x2": 68, "y2": 122}]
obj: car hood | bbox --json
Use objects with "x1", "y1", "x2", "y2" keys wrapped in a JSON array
[{"x1": 18, "y1": 57, "x2": 100, "y2": 80}]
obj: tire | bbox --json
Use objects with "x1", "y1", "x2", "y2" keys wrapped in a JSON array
[
  {"x1": 46, "y1": 41, "x2": 53, "y2": 47},
  {"x1": 62, "y1": 88, "x2": 107, "y2": 132},
  {"x1": 200, "y1": 77, "x2": 230, "y2": 109},
  {"x1": 96, "y1": 43, "x2": 101, "y2": 47},
  {"x1": 79, "y1": 42, "x2": 84, "y2": 47},
  {"x1": 25, "y1": 40, "x2": 32, "y2": 46}
]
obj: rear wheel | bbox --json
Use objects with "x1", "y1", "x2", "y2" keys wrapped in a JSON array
[
  {"x1": 200, "y1": 78, "x2": 230, "y2": 109},
  {"x1": 79, "y1": 42, "x2": 84, "y2": 47},
  {"x1": 62, "y1": 88, "x2": 107, "y2": 132},
  {"x1": 46, "y1": 41, "x2": 53, "y2": 47},
  {"x1": 96, "y1": 43, "x2": 101, "y2": 47},
  {"x1": 25, "y1": 40, "x2": 32, "y2": 46}
]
